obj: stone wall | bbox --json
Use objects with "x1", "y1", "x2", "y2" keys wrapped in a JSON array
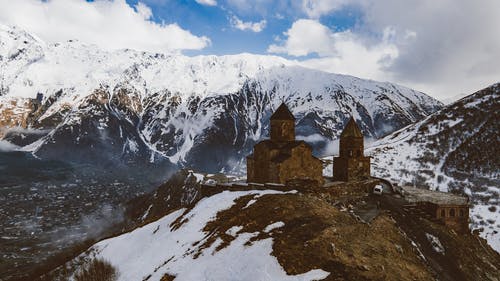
[
  {"x1": 248, "y1": 142, "x2": 323, "y2": 185},
  {"x1": 339, "y1": 136, "x2": 364, "y2": 158},
  {"x1": 279, "y1": 145, "x2": 324, "y2": 186},
  {"x1": 249, "y1": 142, "x2": 273, "y2": 183},
  {"x1": 333, "y1": 156, "x2": 371, "y2": 181},
  {"x1": 418, "y1": 202, "x2": 469, "y2": 233},
  {"x1": 270, "y1": 119, "x2": 295, "y2": 142}
]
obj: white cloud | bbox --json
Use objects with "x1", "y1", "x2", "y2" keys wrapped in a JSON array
[
  {"x1": 195, "y1": 0, "x2": 217, "y2": 6},
  {"x1": 135, "y1": 2, "x2": 153, "y2": 19},
  {"x1": 357, "y1": 0, "x2": 500, "y2": 98},
  {"x1": 296, "y1": 134, "x2": 326, "y2": 143},
  {"x1": 268, "y1": 19, "x2": 335, "y2": 56},
  {"x1": 230, "y1": 15, "x2": 267, "y2": 32},
  {"x1": 0, "y1": 0, "x2": 210, "y2": 53},
  {"x1": 301, "y1": 0, "x2": 348, "y2": 18},
  {"x1": 268, "y1": 19, "x2": 399, "y2": 81},
  {"x1": 269, "y1": 1, "x2": 500, "y2": 99},
  {"x1": 225, "y1": 0, "x2": 300, "y2": 18}
]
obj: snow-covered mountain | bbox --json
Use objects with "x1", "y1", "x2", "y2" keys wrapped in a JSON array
[
  {"x1": 368, "y1": 83, "x2": 500, "y2": 251},
  {"x1": 0, "y1": 24, "x2": 442, "y2": 173}
]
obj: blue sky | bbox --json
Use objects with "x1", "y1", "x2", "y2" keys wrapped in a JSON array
[
  {"x1": 124, "y1": 0, "x2": 361, "y2": 57},
  {"x1": 1, "y1": 0, "x2": 500, "y2": 99}
]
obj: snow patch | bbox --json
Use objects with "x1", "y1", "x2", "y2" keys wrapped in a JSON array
[
  {"x1": 243, "y1": 199, "x2": 257, "y2": 209},
  {"x1": 425, "y1": 233, "x2": 445, "y2": 254},
  {"x1": 264, "y1": 221, "x2": 285, "y2": 233},
  {"x1": 225, "y1": 226, "x2": 243, "y2": 237}
]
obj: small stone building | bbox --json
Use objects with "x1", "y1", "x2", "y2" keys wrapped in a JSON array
[
  {"x1": 246, "y1": 103, "x2": 324, "y2": 185},
  {"x1": 333, "y1": 117, "x2": 371, "y2": 181},
  {"x1": 422, "y1": 202, "x2": 469, "y2": 233},
  {"x1": 402, "y1": 186, "x2": 470, "y2": 233}
]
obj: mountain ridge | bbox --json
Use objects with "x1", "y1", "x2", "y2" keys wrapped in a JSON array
[{"x1": 0, "y1": 25, "x2": 442, "y2": 173}]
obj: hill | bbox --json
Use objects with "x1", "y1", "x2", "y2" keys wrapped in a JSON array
[
  {"x1": 368, "y1": 83, "x2": 500, "y2": 252},
  {"x1": 43, "y1": 173, "x2": 500, "y2": 281}
]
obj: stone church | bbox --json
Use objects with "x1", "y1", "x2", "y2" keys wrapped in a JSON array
[
  {"x1": 333, "y1": 117, "x2": 371, "y2": 181},
  {"x1": 246, "y1": 103, "x2": 324, "y2": 185}
]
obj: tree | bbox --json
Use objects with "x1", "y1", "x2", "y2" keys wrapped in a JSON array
[{"x1": 74, "y1": 258, "x2": 118, "y2": 281}]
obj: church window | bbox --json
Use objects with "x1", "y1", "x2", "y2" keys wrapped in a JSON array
[
  {"x1": 459, "y1": 209, "x2": 464, "y2": 217},
  {"x1": 440, "y1": 209, "x2": 445, "y2": 217},
  {"x1": 450, "y1": 209, "x2": 455, "y2": 217}
]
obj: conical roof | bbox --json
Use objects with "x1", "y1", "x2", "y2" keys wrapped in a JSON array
[
  {"x1": 270, "y1": 103, "x2": 295, "y2": 120},
  {"x1": 340, "y1": 117, "x2": 363, "y2": 138}
]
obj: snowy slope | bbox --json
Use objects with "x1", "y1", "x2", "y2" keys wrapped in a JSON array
[
  {"x1": 0, "y1": 24, "x2": 292, "y2": 101},
  {"x1": 50, "y1": 176, "x2": 500, "y2": 281},
  {"x1": 72, "y1": 190, "x2": 329, "y2": 281},
  {"x1": 0, "y1": 25, "x2": 442, "y2": 173},
  {"x1": 367, "y1": 83, "x2": 500, "y2": 252}
]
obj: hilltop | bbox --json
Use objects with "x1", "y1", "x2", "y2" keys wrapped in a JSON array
[{"x1": 41, "y1": 172, "x2": 500, "y2": 281}]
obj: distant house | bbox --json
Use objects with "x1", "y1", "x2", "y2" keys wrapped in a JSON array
[
  {"x1": 333, "y1": 117, "x2": 371, "y2": 181},
  {"x1": 402, "y1": 186, "x2": 469, "y2": 233},
  {"x1": 246, "y1": 103, "x2": 324, "y2": 186}
]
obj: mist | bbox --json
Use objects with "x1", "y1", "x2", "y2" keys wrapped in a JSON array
[
  {"x1": 4, "y1": 127, "x2": 51, "y2": 135},
  {"x1": 322, "y1": 139, "x2": 340, "y2": 156},
  {"x1": 49, "y1": 204, "x2": 125, "y2": 245},
  {"x1": 0, "y1": 140, "x2": 20, "y2": 152}
]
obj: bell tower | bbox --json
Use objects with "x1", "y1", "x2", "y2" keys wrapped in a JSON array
[
  {"x1": 333, "y1": 117, "x2": 371, "y2": 181},
  {"x1": 339, "y1": 117, "x2": 364, "y2": 158},
  {"x1": 270, "y1": 103, "x2": 295, "y2": 142}
]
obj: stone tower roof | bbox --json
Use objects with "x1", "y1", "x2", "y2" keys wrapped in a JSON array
[
  {"x1": 340, "y1": 117, "x2": 363, "y2": 138},
  {"x1": 271, "y1": 103, "x2": 295, "y2": 120}
]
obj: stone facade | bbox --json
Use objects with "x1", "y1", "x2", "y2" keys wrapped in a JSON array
[
  {"x1": 247, "y1": 103, "x2": 324, "y2": 186},
  {"x1": 333, "y1": 117, "x2": 371, "y2": 181},
  {"x1": 418, "y1": 201, "x2": 470, "y2": 233},
  {"x1": 400, "y1": 186, "x2": 470, "y2": 233}
]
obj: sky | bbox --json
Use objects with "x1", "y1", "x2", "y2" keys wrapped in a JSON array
[{"x1": 1, "y1": 0, "x2": 500, "y2": 100}]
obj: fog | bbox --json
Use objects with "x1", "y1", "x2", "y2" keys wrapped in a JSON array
[
  {"x1": 46, "y1": 204, "x2": 125, "y2": 246},
  {"x1": 0, "y1": 140, "x2": 20, "y2": 152}
]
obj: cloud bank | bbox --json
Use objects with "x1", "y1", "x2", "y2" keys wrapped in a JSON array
[
  {"x1": 0, "y1": 0, "x2": 498, "y2": 99},
  {"x1": 269, "y1": 19, "x2": 398, "y2": 83},
  {"x1": 301, "y1": 0, "x2": 348, "y2": 18},
  {"x1": 269, "y1": 0, "x2": 500, "y2": 99},
  {"x1": 0, "y1": 0, "x2": 210, "y2": 53}
]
